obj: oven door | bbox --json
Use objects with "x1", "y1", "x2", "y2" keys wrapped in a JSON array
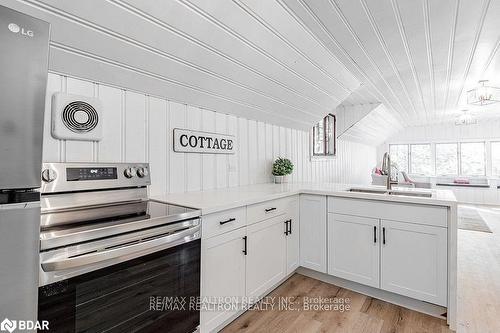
[{"x1": 38, "y1": 221, "x2": 200, "y2": 333}]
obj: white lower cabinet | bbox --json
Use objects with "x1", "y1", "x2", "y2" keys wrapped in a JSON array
[
  {"x1": 201, "y1": 194, "x2": 450, "y2": 332},
  {"x1": 327, "y1": 197, "x2": 448, "y2": 307},
  {"x1": 299, "y1": 194, "x2": 327, "y2": 273},
  {"x1": 328, "y1": 213, "x2": 380, "y2": 288},
  {"x1": 201, "y1": 198, "x2": 301, "y2": 332},
  {"x1": 245, "y1": 215, "x2": 287, "y2": 299},
  {"x1": 380, "y1": 219, "x2": 448, "y2": 306},
  {"x1": 201, "y1": 228, "x2": 246, "y2": 332}
]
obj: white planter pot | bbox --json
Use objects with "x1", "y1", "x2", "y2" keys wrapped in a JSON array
[{"x1": 274, "y1": 175, "x2": 287, "y2": 184}]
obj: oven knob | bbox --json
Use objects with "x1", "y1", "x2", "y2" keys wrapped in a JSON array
[
  {"x1": 41, "y1": 169, "x2": 57, "y2": 182},
  {"x1": 124, "y1": 167, "x2": 135, "y2": 178},
  {"x1": 137, "y1": 167, "x2": 149, "y2": 178}
]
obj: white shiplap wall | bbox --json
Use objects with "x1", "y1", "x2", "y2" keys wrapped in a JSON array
[{"x1": 43, "y1": 73, "x2": 375, "y2": 195}]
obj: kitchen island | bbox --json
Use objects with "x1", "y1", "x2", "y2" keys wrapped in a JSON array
[{"x1": 152, "y1": 183, "x2": 457, "y2": 332}]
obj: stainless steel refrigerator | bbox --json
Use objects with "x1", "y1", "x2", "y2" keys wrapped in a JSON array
[{"x1": 0, "y1": 5, "x2": 49, "y2": 323}]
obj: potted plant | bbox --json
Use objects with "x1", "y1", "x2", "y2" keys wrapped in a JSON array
[{"x1": 272, "y1": 157, "x2": 294, "y2": 184}]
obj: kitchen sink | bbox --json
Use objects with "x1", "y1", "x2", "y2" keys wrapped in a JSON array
[
  {"x1": 348, "y1": 188, "x2": 388, "y2": 194},
  {"x1": 348, "y1": 187, "x2": 433, "y2": 198},
  {"x1": 388, "y1": 190, "x2": 433, "y2": 198}
]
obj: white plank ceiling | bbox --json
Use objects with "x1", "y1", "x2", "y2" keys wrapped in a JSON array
[
  {"x1": 3, "y1": 0, "x2": 500, "y2": 130},
  {"x1": 0, "y1": 0, "x2": 359, "y2": 130},
  {"x1": 284, "y1": 0, "x2": 500, "y2": 126}
]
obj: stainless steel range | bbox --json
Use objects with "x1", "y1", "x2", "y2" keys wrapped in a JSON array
[{"x1": 38, "y1": 162, "x2": 201, "y2": 333}]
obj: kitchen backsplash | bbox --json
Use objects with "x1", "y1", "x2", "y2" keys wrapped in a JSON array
[{"x1": 43, "y1": 73, "x2": 375, "y2": 195}]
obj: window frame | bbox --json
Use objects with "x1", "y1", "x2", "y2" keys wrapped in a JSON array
[
  {"x1": 312, "y1": 114, "x2": 336, "y2": 157},
  {"x1": 386, "y1": 140, "x2": 493, "y2": 177},
  {"x1": 435, "y1": 142, "x2": 459, "y2": 176},
  {"x1": 388, "y1": 143, "x2": 409, "y2": 173},
  {"x1": 459, "y1": 141, "x2": 486, "y2": 176},
  {"x1": 491, "y1": 141, "x2": 500, "y2": 176},
  {"x1": 409, "y1": 143, "x2": 432, "y2": 175}
]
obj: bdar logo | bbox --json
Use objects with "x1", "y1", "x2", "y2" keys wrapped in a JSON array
[
  {"x1": 7, "y1": 23, "x2": 34, "y2": 37},
  {"x1": 0, "y1": 318, "x2": 16, "y2": 333}
]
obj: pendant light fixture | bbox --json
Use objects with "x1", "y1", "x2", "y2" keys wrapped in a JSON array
[
  {"x1": 455, "y1": 110, "x2": 477, "y2": 126},
  {"x1": 467, "y1": 80, "x2": 500, "y2": 106}
]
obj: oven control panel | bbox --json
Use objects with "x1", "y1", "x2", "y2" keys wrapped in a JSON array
[
  {"x1": 67, "y1": 167, "x2": 117, "y2": 181},
  {"x1": 41, "y1": 163, "x2": 151, "y2": 193}
]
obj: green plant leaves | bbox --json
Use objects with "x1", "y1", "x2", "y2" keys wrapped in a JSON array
[{"x1": 272, "y1": 157, "x2": 294, "y2": 176}]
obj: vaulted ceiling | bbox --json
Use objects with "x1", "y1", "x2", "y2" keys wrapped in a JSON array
[
  {"x1": 285, "y1": 0, "x2": 500, "y2": 126},
  {"x1": 3, "y1": 0, "x2": 500, "y2": 129}
]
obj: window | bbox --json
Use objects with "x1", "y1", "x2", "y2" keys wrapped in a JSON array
[
  {"x1": 410, "y1": 144, "x2": 432, "y2": 175},
  {"x1": 460, "y1": 142, "x2": 485, "y2": 176},
  {"x1": 436, "y1": 143, "x2": 458, "y2": 175},
  {"x1": 492, "y1": 142, "x2": 500, "y2": 176},
  {"x1": 389, "y1": 144, "x2": 409, "y2": 173},
  {"x1": 312, "y1": 114, "x2": 336, "y2": 156}
]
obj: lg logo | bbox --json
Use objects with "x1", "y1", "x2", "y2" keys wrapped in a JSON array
[{"x1": 7, "y1": 23, "x2": 34, "y2": 37}]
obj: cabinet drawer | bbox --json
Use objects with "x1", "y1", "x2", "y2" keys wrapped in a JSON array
[
  {"x1": 202, "y1": 207, "x2": 246, "y2": 238},
  {"x1": 329, "y1": 197, "x2": 448, "y2": 228},
  {"x1": 247, "y1": 196, "x2": 294, "y2": 224}
]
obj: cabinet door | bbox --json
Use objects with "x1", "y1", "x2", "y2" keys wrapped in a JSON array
[
  {"x1": 201, "y1": 228, "x2": 246, "y2": 332},
  {"x1": 380, "y1": 219, "x2": 447, "y2": 306},
  {"x1": 299, "y1": 194, "x2": 327, "y2": 273},
  {"x1": 246, "y1": 216, "x2": 286, "y2": 299},
  {"x1": 285, "y1": 198, "x2": 299, "y2": 275},
  {"x1": 328, "y1": 213, "x2": 380, "y2": 288}
]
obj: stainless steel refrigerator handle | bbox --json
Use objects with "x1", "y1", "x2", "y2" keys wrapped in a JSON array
[{"x1": 41, "y1": 225, "x2": 200, "y2": 272}]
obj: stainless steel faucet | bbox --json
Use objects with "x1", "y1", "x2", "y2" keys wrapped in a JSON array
[{"x1": 382, "y1": 152, "x2": 392, "y2": 190}]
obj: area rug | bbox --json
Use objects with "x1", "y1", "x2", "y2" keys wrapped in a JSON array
[{"x1": 458, "y1": 205, "x2": 492, "y2": 233}]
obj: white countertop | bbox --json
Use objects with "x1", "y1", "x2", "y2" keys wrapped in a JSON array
[{"x1": 151, "y1": 183, "x2": 457, "y2": 215}]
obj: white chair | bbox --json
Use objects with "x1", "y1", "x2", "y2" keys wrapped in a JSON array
[
  {"x1": 400, "y1": 171, "x2": 431, "y2": 189},
  {"x1": 371, "y1": 167, "x2": 388, "y2": 186}
]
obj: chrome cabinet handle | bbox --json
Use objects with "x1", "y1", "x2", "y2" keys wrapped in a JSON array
[
  {"x1": 41, "y1": 225, "x2": 200, "y2": 272},
  {"x1": 219, "y1": 218, "x2": 236, "y2": 225}
]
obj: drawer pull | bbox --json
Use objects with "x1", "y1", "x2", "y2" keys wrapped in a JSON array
[
  {"x1": 242, "y1": 236, "x2": 247, "y2": 255},
  {"x1": 382, "y1": 227, "x2": 386, "y2": 245},
  {"x1": 219, "y1": 218, "x2": 236, "y2": 225},
  {"x1": 284, "y1": 219, "x2": 292, "y2": 235},
  {"x1": 265, "y1": 207, "x2": 277, "y2": 213},
  {"x1": 373, "y1": 226, "x2": 377, "y2": 243}
]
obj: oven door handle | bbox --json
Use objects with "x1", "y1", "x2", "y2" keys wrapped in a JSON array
[{"x1": 41, "y1": 225, "x2": 200, "y2": 272}]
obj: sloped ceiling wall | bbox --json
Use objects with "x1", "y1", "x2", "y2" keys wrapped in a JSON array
[
  {"x1": 336, "y1": 103, "x2": 404, "y2": 146},
  {"x1": 0, "y1": 0, "x2": 360, "y2": 130}
]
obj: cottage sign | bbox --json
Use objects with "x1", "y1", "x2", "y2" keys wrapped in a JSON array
[{"x1": 173, "y1": 128, "x2": 236, "y2": 154}]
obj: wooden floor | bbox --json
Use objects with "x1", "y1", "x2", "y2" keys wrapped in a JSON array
[
  {"x1": 222, "y1": 205, "x2": 500, "y2": 333},
  {"x1": 457, "y1": 206, "x2": 500, "y2": 333}
]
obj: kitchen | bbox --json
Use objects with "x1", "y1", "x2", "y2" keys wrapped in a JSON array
[{"x1": 0, "y1": 1, "x2": 498, "y2": 332}]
